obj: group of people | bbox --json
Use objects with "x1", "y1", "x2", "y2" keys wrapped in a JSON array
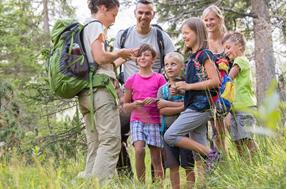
[{"x1": 76, "y1": 0, "x2": 258, "y2": 188}]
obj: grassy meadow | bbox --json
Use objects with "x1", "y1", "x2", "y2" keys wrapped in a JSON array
[
  {"x1": 0, "y1": 89, "x2": 285, "y2": 189},
  {"x1": 0, "y1": 131, "x2": 285, "y2": 189}
]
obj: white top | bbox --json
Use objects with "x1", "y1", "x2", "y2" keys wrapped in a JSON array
[{"x1": 83, "y1": 18, "x2": 116, "y2": 79}]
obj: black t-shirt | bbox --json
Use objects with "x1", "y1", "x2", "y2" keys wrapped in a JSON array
[{"x1": 184, "y1": 49, "x2": 216, "y2": 111}]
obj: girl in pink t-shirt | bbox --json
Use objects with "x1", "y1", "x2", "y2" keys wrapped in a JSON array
[{"x1": 124, "y1": 44, "x2": 166, "y2": 183}]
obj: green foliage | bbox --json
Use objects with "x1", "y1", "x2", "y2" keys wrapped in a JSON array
[
  {"x1": 155, "y1": 0, "x2": 285, "y2": 44},
  {"x1": 0, "y1": 0, "x2": 44, "y2": 82},
  {"x1": 0, "y1": 81, "x2": 24, "y2": 152},
  {"x1": 205, "y1": 136, "x2": 285, "y2": 189},
  {"x1": 0, "y1": 131, "x2": 285, "y2": 189},
  {"x1": 0, "y1": 1, "x2": 285, "y2": 188},
  {"x1": 0, "y1": 90, "x2": 285, "y2": 188},
  {"x1": 0, "y1": 0, "x2": 82, "y2": 162}
]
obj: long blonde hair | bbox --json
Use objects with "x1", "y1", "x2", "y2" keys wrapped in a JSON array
[{"x1": 202, "y1": 5, "x2": 227, "y2": 36}]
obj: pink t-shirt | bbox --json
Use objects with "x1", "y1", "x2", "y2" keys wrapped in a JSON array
[{"x1": 125, "y1": 73, "x2": 166, "y2": 124}]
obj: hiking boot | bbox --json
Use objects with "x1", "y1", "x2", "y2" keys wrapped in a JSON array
[{"x1": 206, "y1": 148, "x2": 220, "y2": 173}]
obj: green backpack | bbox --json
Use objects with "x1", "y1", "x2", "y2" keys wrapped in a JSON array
[{"x1": 48, "y1": 19, "x2": 117, "y2": 100}]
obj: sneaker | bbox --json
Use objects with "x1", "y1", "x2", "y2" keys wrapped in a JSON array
[{"x1": 206, "y1": 148, "x2": 220, "y2": 173}]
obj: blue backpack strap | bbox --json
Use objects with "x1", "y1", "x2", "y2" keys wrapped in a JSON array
[
  {"x1": 160, "y1": 84, "x2": 169, "y2": 135},
  {"x1": 162, "y1": 83, "x2": 169, "y2": 100}
]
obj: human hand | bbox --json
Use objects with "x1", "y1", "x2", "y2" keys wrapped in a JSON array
[
  {"x1": 169, "y1": 83, "x2": 177, "y2": 96},
  {"x1": 143, "y1": 97, "x2": 157, "y2": 105},
  {"x1": 175, "y1": 81, "x2": 189, "y2": 91},
  {"x1": 157, "y1": 99, "x2": 169, "y2": 109},
  {"x1": 128, "y1": 48, "x2": 139, "y2": 62},
  {"x1": 118, "y1": 48, "x2": 134, "y2": 60},
  {"x1": 133, "y1": 100, "x2": 144, "y2": 107}
]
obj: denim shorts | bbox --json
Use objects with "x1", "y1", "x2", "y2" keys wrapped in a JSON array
[
  {"x1": 131, "y1": 120, "x2": 163, "y2": 148},
  {"x1": 230, "y1": 110, "x2": 256, "y2": 141}
]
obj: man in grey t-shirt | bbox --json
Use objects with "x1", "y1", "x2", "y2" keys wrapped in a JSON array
[
  {"x1": 113, "y1": 0, "x2": 175, "y2": 82},
  {"x1": 113, "y1": 0, "x2": 175, "y2": 181}
]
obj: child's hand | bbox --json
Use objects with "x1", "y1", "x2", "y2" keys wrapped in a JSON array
[
  {"x1": 133, "y1": 100, "x2": 144, "y2": 107},
  {"x1": 157, "y1": 99, "x2": 168, "y2": 109},
  {"x1": 143, "y1": 97, "x2": 157, "y2": 105},
  {"x1": 169, "y1": 83, "x2": 177, "y2": 96},
  {"x1": 175, "y1": 81, "x2": 189, "y2": 91}
]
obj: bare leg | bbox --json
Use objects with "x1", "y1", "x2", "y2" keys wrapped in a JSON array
[
  {"x1": 149, "y1": 146, "x2": 164, "y2": 182},
  {"x1": 185, "y1": 168, "x2": 195, "y2": 189},
  {"x1": 151, "y1": 149, "x2": 166, "y2": 182},
  {"x1": 235, "y1": 140, "x2": 244, "y2": 156},
  {"x1": 195, "y1": 160, "x2": 206, "y2": 188},
  {"x1": 235, "y1": 139, "x2": 257, "y2": 158},
  {"x1": 246, "y1": 139, "x2": 258, "y2": 155},
  {"x1": 170, "y1": 167, "x2": 180, "y2": 189},
  {"x1": 175, "y1": 136, "x2": 210, "y2": 156},
  {"x1": 212, "y1": 118, "x2": 227, "y2": 152},
  {"x1": 134, "y1": 141, "x2": 146, "y2": 183}
]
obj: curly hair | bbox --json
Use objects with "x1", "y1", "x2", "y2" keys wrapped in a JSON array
[{"x1": 88, "y1": 0, "x2": 120, "y2": 14}]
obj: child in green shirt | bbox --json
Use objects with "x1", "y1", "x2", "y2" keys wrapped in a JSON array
[{"x1": 223, "y1": 31, "x2": 257, "y2": 157}]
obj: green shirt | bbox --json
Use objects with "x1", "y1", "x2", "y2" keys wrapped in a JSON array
[{"x1": 233, "y1": 56, "x2": 257, "y2": 110}]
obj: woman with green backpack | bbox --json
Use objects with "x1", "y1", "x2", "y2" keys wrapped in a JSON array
[{"x1": 76, "y1": 0, "x2": 136, "y2": 185}]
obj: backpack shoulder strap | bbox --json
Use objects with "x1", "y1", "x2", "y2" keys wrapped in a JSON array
[
  {"x1": 79, "y1": 20, "x2": 102, "y2": 70},
  {"x1": 153, "y1": 26, "x2": 165, "y2": 73},
  {"x1": 161, "y1": 83, "x2": 169, "y2": 100},
  {"x1": 120, "y1": 27, "x2": 132, "y2": 48},
  {"x1": 119, "y1": 26, "x2": 132, "y2": 73},
  {"x1": 194, "y1": 50, "x2": 203, "y2": 62}
]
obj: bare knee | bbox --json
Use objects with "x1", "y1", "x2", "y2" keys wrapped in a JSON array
[{"x1": 134, "y1": 145, "x2": 145, "y2": 158}]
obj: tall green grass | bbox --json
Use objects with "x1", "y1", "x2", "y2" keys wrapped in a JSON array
[
  {"x1": 0, "y1": 87, "x2": 285, "y2": 188},
  {"x1": 0, "y1": 133, "x2": 285, "y2": 189}
]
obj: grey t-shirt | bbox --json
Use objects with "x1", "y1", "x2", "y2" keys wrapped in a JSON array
[
  {"x1": 83, "y1": 18, "x2": 116, "y2": 79},
  {"x1": 114, "y1": 26, "x2": 175, "y2": 81},
  {"x1": 157, "y1": 83, "x2": 184, "y2": 128}
]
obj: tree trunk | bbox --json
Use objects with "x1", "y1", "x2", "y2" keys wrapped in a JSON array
[
  {"x1": 251, "y1": 0, "x2": 276, "y2": 106},
  {"x1": 43, "y1": 0, "x2": 49, "y2": 33}
]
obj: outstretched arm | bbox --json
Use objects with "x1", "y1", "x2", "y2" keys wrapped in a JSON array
[{"x1": 91, "y1": 38, "x2": 135, "y2": 65}]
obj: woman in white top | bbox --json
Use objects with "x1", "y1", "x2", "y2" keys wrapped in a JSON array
[
  {"x1": 202, "y1": 5, "x2": 229, "y2": 153},
  {"x1": 77, "y1": 0, "x2": 136, "y2": 185}
]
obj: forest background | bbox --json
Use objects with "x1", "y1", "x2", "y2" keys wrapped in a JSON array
[{"x1": 0, "y1": 0, "x2": 286, "y2": 188}]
